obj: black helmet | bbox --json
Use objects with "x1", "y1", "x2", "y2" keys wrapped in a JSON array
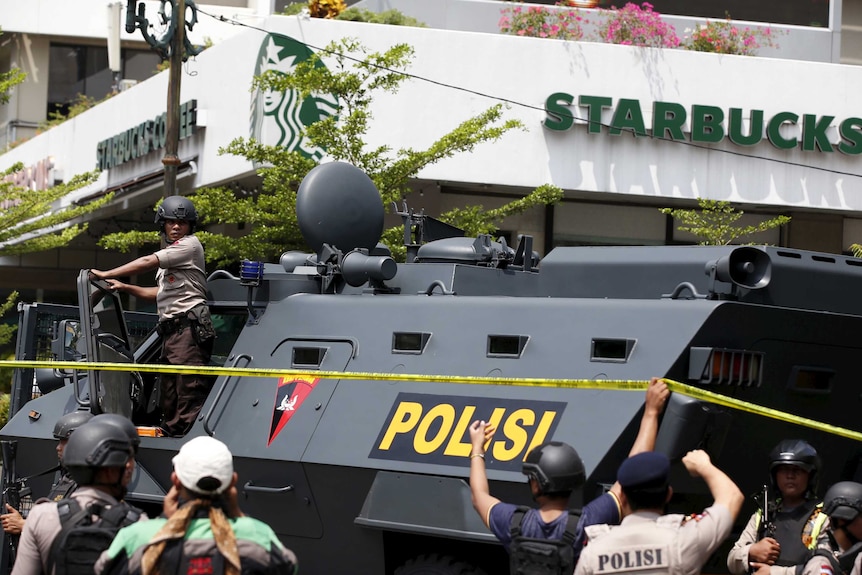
[
  {"x1": 823, "y1": 481, "x2": 862, "y2": 522},
  {"x1": 155, "y1": 196, "x2": 197, "y2": 233},
  {"x1": 769, "y1": 439, "x2": 820, "y2": 494},
  {"x1": 522, "y1": 441, "x2": 586, "y2": 495},
  {"x1": 52, "y1": 411, "x2": 94, "y2": 440},
  {"x1": 91, "y1": 413, "x2": 140, "y2": 454},
  {"x1": 62, "y1": 421, "x2": 133, "y2": 485}
]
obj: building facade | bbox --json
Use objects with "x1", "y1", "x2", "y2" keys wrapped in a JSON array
[{"x1": 1, "y1": 0, "x2": 862, "y2": 305}]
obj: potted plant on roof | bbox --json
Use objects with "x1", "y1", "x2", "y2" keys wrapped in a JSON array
[{"x1": 592, "y1": 2, "x2": 680, "y2": 47}]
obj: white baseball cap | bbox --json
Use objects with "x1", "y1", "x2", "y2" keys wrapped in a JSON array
[{"x1": 172, "y1": 436, "x2": 234, "y2": 496}]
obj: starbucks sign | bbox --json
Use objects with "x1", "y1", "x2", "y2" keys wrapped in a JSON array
[
  {"x1": 544, "y1": 92, "x2": 862, "y2": 155},
  {"x1": 250, "y1": 34, "x2": 339, "y2": 164}
]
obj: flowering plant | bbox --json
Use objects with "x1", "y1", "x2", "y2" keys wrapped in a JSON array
[
  {"x1": 308, "y1": 0, "x2": 347, "y2": 19},
  {"x1": 682, "y1": 16, "x2": 780, "y2": 56},
  {"x1": 499, "y1": 2, "x2": 586, "y2": 41},
  {"x1": 594, "y1": 2, "x2": 679, "y2": 48}
]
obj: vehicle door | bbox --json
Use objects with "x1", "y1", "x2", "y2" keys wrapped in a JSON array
[{"x1": 77, "y1": 269, "x2": 142, "y2": 418}]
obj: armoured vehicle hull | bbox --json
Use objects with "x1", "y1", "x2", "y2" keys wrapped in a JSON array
[{"x1": 2, "y1": 163, "x2": 861, "y2": 574}]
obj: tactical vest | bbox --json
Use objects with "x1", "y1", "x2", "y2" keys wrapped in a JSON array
[
  {"x1": 754, "y1": 500, "x2": 827, "y2": 565},
  {"x1": 46, "y1": 473, "x2": 77, "y2": 502},
  {"x1": 47, "y1": 498, "x2": 143, "y2": 575},
  {"x1": 509, "y1": 506, "x2": 582, "y2": 575}
]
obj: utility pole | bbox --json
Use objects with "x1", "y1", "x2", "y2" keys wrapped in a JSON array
[
  {"x1": 163, "y1": 0, "x2": 186, "y2": 199},
  {"x1": 125, "y1": 0, "x2": 200, "y2": 198}
]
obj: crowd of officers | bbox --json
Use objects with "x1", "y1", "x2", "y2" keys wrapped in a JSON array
[
  {"x1": 1, "y1": 412, "x2": 297, "y2": 575},
  {"x1": 2, "y1": 380, "x2": 861, "y2": 575},
  {"x1": 468, "y1": 378, "x2": 862, "y2": 575}
]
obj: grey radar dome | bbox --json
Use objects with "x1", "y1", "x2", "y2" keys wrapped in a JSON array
[{"x1": 296, "y1": 162, "x2": 384, "y2": 255}]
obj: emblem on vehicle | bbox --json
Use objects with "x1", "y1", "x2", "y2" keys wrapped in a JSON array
[{"x1": 269, "y1": 376, "x2": 319, "y2": 446}]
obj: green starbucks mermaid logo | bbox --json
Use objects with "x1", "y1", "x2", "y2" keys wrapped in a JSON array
[{"x1": 250, "y1": 34, "x2": 338, "y2": 162}]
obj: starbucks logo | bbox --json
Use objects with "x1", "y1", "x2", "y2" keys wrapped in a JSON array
[{"x1": 250, "y1": 34, "x2": 338, "y2": 163}]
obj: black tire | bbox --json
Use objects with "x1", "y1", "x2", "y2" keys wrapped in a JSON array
[{"x1": 394, "y1": 553, "x2": 487, "y2": 575}]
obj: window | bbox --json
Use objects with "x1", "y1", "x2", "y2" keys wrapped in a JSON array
[{"x1": 48, "y1": 44, "x2": 160, "y2": 117}]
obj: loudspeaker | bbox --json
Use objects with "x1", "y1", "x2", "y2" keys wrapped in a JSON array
[{"x1": 714, "y1": 247, "x2": 772, "y2": 289}]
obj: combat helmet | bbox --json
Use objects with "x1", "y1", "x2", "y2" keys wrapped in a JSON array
[
  {"x1": 823, "y1": 481, "x2": 862, "y2": 523},
  {"x1": 522, "y1": 441, "x2": 586, "y2": 496},
  {"x1": 769, "y1": 439, "x2": 821, "y2": 496},
  {"x1": 62, "y1": 420, "x2": 133, "y2": 485},
  {"x1": 155, "y1": 195, "x2": 197, "y2": 233},
  {"x1": 52, "y1": 411, "x2": 94, "y2": 440},
  {"x1": 91, "y1": 413, "x2": 141, "y2": 454}
]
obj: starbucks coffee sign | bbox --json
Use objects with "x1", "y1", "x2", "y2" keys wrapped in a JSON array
[
  {"x1": 543, "y1": 92, "x2": 862, "y2": 155},
  {"x1": 96, "y1": 100, "x2": 198, "y2": 170}
]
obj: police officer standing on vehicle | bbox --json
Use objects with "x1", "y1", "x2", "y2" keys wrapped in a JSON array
[
  {"x1": 468, "y1": 377, "x2": 670, "y2": 574},
  {"x1": 90, "y1": 196, "x2": 215, "y2": 437},
  {"x1": 0, "y1": 411, "x2": 93, "y2": 535},
  {"x1": 728, "y1": 440, "x2": 828, "y2": 575},
  {"x1": 575, "y1": 449, "x2": 744, "y2": 575},
  {"x1": 95, "y1": 436, "x2": 298, "y2": 575},
  {"x1": 10, "y1": 420, "x2": 144, "y2": 575}
]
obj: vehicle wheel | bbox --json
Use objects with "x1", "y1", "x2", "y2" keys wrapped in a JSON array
[{"x1": 394, "y1": 553, "x2": 487, "y2": 575}]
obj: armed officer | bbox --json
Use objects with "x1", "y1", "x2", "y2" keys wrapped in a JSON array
[
  {"x1": 728, "y1": 439, "x2": 828, "y2": 575},
  {"x1": 575, "y1": 450, "x2": 744, "y2": 575},
  {"x1": 779, "y1": 481, "x2": 862, "y2": 575},
  {"x1": 1, "y1": 411, "x2": 93, "y2": 535},
  {"x1": 10, "y1": 420, "x2": 144, "y2": 575},
  {"x1": 90, "y1": 196, "x2": 215, "y2": 437},
  {"x1": 468, "y1": 377, "x2": 669, "y2": 573}
]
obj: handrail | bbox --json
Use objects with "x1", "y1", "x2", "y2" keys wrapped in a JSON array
[
  {"x1": 202, "y1": 353, "x2": 252, "y2": 436},
  {"x1": 242, "y1": 481, "x2": 295, "y2": 498}
]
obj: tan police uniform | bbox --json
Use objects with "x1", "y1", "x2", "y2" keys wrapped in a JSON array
[
  {"x1": 574, "y1": 504, "x2": 734, "y2": 575},
  {"x1": 154, "y1": 235, "x2": 207, "y2": 319},
  {"x1": 11, "y1": 487, "x2": 146, "y2": 575},
  {"x1": 153, "y1": 234, "x2": 213, "y2": 436},
  {"x1": 727, "y1": 503, "x2": 829, "y2": 575}
]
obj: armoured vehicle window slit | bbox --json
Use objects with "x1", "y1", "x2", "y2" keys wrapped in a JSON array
[
  {"x1": 590, "y1": 339, "x2": 635, "y2": 363},
  {"x1": 392, "y1": 332, "x2": 430, "y2": 354},
  {"x1": 292, "y1": 347, "x2": 326, "y2": 368},
  {"x1": 776, "y1": 250, "x2": 802, "y2": 259},
  {"x1": 789, "y1": 366, "x2": 834, "y2": 395},
  {"x1": 487, "y1": 335, "x2": 528, "y2": 358},
  {"x1": 688, "y1": 347, "x2": 764, "y2": 386},
  {"x1": 812, "y1": 255, "x2": 836, "y2": 263},
  {"x1": 847, "y1": 260, "x2": 862, "y2": 267}
]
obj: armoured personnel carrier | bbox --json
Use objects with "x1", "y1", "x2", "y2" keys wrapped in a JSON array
[{"x1": 2, "y1": 161, "x2": 861, "y2": 575}]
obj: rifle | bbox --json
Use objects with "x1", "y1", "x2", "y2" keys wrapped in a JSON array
[
  {"x1": 748, "y1": 484, "x2": 776, "y2": 575},
  {"x1": 0, "y1": 440, "x2": 31, "y2": 575},
  {"x1": 755, "y1": 484, "x2": 776, "y2": 541}
]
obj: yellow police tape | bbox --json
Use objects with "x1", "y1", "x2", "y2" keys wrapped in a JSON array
[{"x1": 1, "y1": 359, "x2": 861, "y2": 442}]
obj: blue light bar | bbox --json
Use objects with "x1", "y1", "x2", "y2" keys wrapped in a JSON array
[{"x1": 240, "y1": 260, "x2": 264, "y2": 287}]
